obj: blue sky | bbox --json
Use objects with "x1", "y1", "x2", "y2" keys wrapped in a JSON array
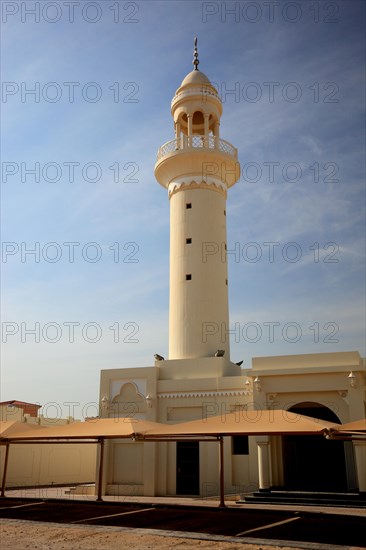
[{"x1": 1, "y1": 0, "x2": 365, "y2": 419}]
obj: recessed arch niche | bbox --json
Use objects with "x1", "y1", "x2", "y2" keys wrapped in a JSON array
[{"x1": 109, "y1": 382, "x2": 147, "y2": 418}]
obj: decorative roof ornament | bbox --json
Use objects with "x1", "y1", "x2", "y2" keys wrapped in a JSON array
[{"x1": 193, "y1": 36, "x2": 199, "y2": 71}]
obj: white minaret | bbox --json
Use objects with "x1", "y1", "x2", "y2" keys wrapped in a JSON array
[{"x1": 155, "y1": 40, "x2": 240, "y2": 361}]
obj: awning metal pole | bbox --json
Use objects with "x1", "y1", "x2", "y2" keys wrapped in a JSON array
[
  {"x1": 96, "y1": 438, "x2": 104, "y2": 502},
  {"x1": 1, "y1": 443, "x2": 10, "y2": 497},
  {"x1": 219, "y1": 436, "x2": 226, "y2": 508}
]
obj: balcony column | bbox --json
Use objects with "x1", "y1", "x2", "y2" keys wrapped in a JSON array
[
  {"x1": 187, "y1": 114, "x2": 193, "y2": 146},
  {"x1": 214, "y1": 121, "x2": 220, "y2": 148},
  {"x1": 175, "y1": 121, "x2": 181, "y2": 149},
  {"x1": 204, "y1": 114, "x2": 209, "y2": 147}
]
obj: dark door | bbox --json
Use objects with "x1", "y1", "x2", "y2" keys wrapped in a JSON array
[
  {"x1": 282, "y1": 404, "x2": 350, "y2": 492},
  {"x1": 283, "y1": 433, "x2": 347, "y2": 491},
  {"x1": 176, "y1": 441, "x2": 199, "y2": 495}
]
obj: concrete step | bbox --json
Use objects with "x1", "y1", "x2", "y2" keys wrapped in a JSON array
[{"x1": 239, "y1": 490, "x2": 366, "y2": 508}]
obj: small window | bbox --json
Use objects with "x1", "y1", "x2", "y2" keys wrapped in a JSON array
[
  {"x1": 186, "y1": 238, "x2": 192, "y2": 244},
  {"x1": 224, "y1": 210, "x2": 226, "y2": 216},
  {"x1": 225, "y1": 279, "x2": 228, "y2": 285},
  {"x1": 186, "y1": 203, "x2": 192, "y2": 209},
  {"x1": 232, "y1": 436, "x2": 249, "y2": 455},
  {"x1": 186, "y1": 274, "x2": 192, "y2": 280}
]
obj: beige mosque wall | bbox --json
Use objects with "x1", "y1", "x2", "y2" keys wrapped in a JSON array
[
  {"x1": 251, "y1": 352, "x2": 366, "y2": 492},
  {"x1": 99, "y1": 349, "x2": 365, "y2": 497},
  {"x1": 99, "y1": 363, "x2": 261, "y2": 497},
  {"x1": 251, "y1": 351, "x2": 366, "y2": 423}
]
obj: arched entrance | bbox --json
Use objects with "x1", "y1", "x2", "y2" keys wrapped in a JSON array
[{"x1": 282, "y1": 402, "x2": 357, "y2": 492}]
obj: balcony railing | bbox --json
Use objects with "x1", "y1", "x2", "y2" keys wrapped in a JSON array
[{"x1": 156, "y1": 136, "x2": 238, "y2": 162}]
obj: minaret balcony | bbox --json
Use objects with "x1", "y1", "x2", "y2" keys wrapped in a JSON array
[
  {"x1": 155, "y1": 135, "x2": 240, "y2": 190},
  {"x1": 156, "y1": 135, "x2": 238, "y2": 162}
]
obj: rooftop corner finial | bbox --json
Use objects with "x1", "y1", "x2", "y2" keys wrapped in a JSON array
[{"x1": 193, "y1": 36, "x2": 199, "y2": 71}]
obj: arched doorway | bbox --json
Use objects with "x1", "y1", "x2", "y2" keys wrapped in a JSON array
[{"x1": 282, "y1": 402, "x2": 357, "y2": 492}]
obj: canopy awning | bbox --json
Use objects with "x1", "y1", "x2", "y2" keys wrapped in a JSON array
[
  {"x1": 0, "y1": 417, "x2": 167, "y2": 501},
  {"x1": 0, "y1": 421, "x2": 43, "y2": 441},
  {"x1": 2, "y1": 411, "x2": 340, "y2": 442},
  {"x1": 328, "y1": 418, "x2": 366, "y2": 439},
  {"x1": 0, "y1": 412, "x2": 344, "y2": 506},
  {"x1": 335, "y1": 418, "x2": 366, "y2": 432},
  {"x1": 3, "y1": 418, "x2": 165, "y2": 442},
  {"x1": 140, "y1": 409, "x2": 337, "y2": 439}
]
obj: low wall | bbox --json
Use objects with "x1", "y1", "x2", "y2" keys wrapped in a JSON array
[{"x1": 0, "y1": 442, "x2": 97, "y2": 490}]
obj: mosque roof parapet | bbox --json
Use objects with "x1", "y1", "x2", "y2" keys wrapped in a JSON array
[{"x1": 158, "y1": 389, "x2": 251, "y2": 399}]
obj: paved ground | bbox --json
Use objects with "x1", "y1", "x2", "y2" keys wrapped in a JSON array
[
  {"x1": 0, "y1": 493, "x2": 365, "y2": 549},
  {"x1": 5, "y1": 486, "x2": 366, "y2": 516},
  {"x1": 0, "y1": 519, "x2": 324, "y2": 550}
]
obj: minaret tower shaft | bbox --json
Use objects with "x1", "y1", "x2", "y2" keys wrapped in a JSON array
[{"x1": 155, "y1": 40, "x2": 240, "y2": 361}]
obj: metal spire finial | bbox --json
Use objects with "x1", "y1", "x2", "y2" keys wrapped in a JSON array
[{"x1": 193, "y1": 36, "x2": 199, "y2": 71}]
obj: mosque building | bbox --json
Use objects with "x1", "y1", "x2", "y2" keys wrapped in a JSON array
[{"x1": 98, "y1": 42, "x2": 366, "y2": 499}]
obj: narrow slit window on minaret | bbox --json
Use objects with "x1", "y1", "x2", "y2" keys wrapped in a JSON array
[
  {"x1": 186, "y1": 238, "x2": 192, "y2": 244},
  {"x1": 186, "y1": 203, "x2": 192, "y2": 209},
  {"x1": 224, "y1": 210, "x2": 226, "y2": 216},
  {"x1": 186, "y1": 274, "x2": 192, "y2": 280}
]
